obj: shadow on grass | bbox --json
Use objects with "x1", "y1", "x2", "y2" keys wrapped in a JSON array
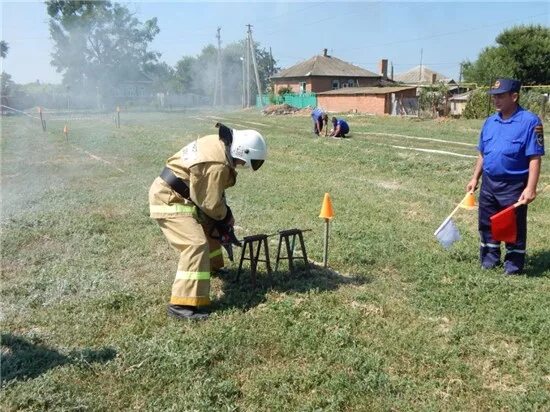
[
  {"x1": 526, "y1": 250, "x2": 550, "y2": 278},
  {"x1": 0, "y1": 333, "x2": 116, "y2": 385},
  {"x1": 212, "y1": 262, "x2": 373, "y2": 313},
  {"x1": 448, "y1": 249, "x2": 550, "y2": 278}
]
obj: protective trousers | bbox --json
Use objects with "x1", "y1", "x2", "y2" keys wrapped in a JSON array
[
  {"x1": 157, "y1": 216, "x2": 214, "y2": 307},
  {"x1": 479, "y1": 173, "x2": 528, "y2": 272},
  {"x1": 203, "y1": 223, "x2": 224, "y2": 272}
]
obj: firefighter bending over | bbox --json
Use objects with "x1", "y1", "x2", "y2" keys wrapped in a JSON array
[{"x1": 149, "y1": 123, "x2": 267, "y2": 320}]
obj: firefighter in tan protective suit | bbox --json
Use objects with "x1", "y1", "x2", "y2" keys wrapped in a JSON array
[{"x1": 149, "y1": 123, "x2": 267, "y2": 320}]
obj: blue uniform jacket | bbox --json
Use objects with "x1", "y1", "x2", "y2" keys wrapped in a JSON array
[
  {"x1": 335, "y1": 119, "x2": 349, "y2": 134},
  {"x1": 478, "y1": 106, "x2": 544, "y2": 178},
  {"x1": 311, "y1": 108, "x2": 324, "y2": 121}
]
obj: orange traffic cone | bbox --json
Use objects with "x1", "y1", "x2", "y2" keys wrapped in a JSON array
[
  {"x1": 319, "y1": 193, "x2": 335, "y2": 219},
  {"x1": 460, "y1": 192, "x2": 476, "y2": 210}
]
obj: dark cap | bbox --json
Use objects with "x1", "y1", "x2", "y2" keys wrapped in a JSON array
[{"x1": 487, "y1": 78, "x2": 521, "y2": 95}]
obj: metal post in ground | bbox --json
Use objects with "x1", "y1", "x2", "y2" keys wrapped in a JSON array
[
  {"x1": 322, "y1": 218, "x2": 329, "y2": 268},
  {"x1": 318, "y1": 193, "x2": 335, "y2": 269}
]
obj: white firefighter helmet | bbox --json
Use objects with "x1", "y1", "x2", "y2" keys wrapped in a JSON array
[{"x1": 230, "y1": 129, "x2": 267, "y2": 171}]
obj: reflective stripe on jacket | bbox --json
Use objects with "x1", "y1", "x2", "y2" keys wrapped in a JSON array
[{"x1": 149, "y1": 134, "x2": 237, "y2": 220}]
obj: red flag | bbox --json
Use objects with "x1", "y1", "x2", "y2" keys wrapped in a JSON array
[{"x1": 490, "y1": 204, "x2": 519, "y2": 243}]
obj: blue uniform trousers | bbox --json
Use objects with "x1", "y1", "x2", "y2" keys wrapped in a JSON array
[
  {"x1": 312, "y1": 118, "x2": 322, "y2": 134},
  {"x1": 479, "y1": 173, "x2": 528, "y2": 273}
]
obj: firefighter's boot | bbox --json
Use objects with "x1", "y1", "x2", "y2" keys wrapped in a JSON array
[{"x1": 167, "y1": 304, "x2": 209, "y2": 320}]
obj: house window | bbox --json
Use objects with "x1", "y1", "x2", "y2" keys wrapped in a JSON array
[
  {"x1": 300, "y1": 82, "x2": 306, "y2": 93},
  {"x1": 348, "y1": 79, "x2": 355, "y2": 87},
  {"x1": 332, "y1": 80, "x2": 340, "y2": 90}
]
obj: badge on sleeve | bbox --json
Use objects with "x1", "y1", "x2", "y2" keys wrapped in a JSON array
[{"x1": 535, "y1": 124, "x2": 544, "y2": 147}]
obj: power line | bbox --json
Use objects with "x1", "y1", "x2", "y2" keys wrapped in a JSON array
[{"x1": 336, "y1": 11, "x2": 550, "y2": 52}]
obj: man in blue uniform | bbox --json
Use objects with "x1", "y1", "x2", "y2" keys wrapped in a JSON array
[
  {"x1": 311, "y1": 108, "x2": 328, "y2": 136},
  {"x1": 330, "y1": 117, "x2": 350, "y2": 138},
  {"x1": 466, "y1": 78, "x2": 544, "y2": 275}
]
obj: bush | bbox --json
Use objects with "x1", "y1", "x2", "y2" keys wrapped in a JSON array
[
  {"x1": 520, "y1": 89, "x2": 550, "y2": 120},
  {"x1": 277, "y1": 86, "x2": 293, "y2": 96},
  {"x1": 463, "y1": 87, "x2": 550, "y2": 120},
  {"x1": 268, "y1": 93, "x2": 283, "y2": 105},
  {"x1": 418, "y1": 83, "x2": 448, "y2": 118},
  {"x1": 463, "y1": 88, "x2": 492, "y2": 119}
]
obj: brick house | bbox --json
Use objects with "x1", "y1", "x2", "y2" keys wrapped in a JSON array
[
  {"x1": 271, "y1": 49, "x2": 384, "y2": 94},
  {"x1": 317, "y1": 86, "x2": 417, "y2": 115}
]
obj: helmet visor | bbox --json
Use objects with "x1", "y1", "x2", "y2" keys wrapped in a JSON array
[{"x1": 251, "y1": 159, "x2": 264, "y2": 171}]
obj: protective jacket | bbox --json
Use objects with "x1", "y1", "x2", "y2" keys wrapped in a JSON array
[
  {"x1": 148, "y1": 134, "x2": 237, "y2": 307},
  {"x1": 149, "y1": 134, "x2": 237, "y2": 221}
]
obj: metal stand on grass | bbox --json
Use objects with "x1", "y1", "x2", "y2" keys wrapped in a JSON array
[
  {"x1": 236, "y1": 234, "x2": 272, "y2": 288},
  {"x1": 275, "y1": 228, "x2": 309, "y2": 274}
]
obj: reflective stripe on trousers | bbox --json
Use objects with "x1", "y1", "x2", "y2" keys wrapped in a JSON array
[{"x1": 157, "y1": 215, "x2": 211, "y2": 307}]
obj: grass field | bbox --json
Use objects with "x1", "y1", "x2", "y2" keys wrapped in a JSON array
[{"x1": 1, "y1": 109, "x2": 549, "y2": 411}]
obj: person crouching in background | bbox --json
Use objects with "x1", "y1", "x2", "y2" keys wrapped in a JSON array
[{"x1": 330, "y1": 117, "x2": 350, "y2": 138}]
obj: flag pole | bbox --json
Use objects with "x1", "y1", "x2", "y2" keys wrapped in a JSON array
[{"x1": 434, "y1": 193, "x2": 468, "y2": 236}]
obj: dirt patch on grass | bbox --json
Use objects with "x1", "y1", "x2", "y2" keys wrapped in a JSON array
[
  {"x1": 262, "y1": 104, "x2": 301, "y2": 115},
  {"x1": 375, "y1": 180, "x2": 401, "y2": 190}
]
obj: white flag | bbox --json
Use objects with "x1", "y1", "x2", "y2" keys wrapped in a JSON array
[{"x1": 434, "y1": 217, "x2": 461, "y2": 249}]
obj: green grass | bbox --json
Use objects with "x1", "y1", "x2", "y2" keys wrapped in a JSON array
[{"x1": 1, "y1": 109, "x2": 549, "y2": 411}]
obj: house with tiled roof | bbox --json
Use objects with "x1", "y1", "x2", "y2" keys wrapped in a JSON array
[
  {"x1": 394, "y1": 65, "x2": 456, "y2": 86},
  {"x1": 271, "y1": 49, "x2": 387, "y2": 94}
]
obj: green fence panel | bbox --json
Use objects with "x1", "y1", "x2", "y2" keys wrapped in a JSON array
[
  {"x1": 256, "y1": 93, "x2": 317, "y2": 109},
  {"x1": 283, "y1": 93, "x2": 317, "y2": 109},
  {"x1": 255, "y1": 94, "x2": 278, "y2": 107}
]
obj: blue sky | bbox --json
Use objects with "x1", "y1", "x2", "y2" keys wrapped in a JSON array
[{"x1": 1, "y1": 1, "x2": 549, "y2": 84}]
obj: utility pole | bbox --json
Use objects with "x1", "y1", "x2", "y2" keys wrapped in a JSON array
[
  {"x1": 247, "y1": 24, "x2": 263, "y2": 107},
  {"x1": 245, "y1": 25, "x2": 251, "y2": 107},
  {"x1": 240, "y1": 56, "x2": 245, "y2": 108},
  {"x1": 419, "y1": 48, "x2": 423, "y2": 83},
  {"x1": 269, "y1": 46, "x2": 274, "y2": 76},
  {"x1": 458, "y1": 62, "x2": 463, "y2": 94},
  {"x1": 214, "y1": 27, "x2": 223, "y2": 106}
]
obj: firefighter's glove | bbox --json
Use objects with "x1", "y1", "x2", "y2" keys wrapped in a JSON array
[
  {"x1": 215, "y1": 207, "x2": 241, "y2": 247},
  {"x1": 215, "y1": 222, "x2": 241, "y2": 247}
]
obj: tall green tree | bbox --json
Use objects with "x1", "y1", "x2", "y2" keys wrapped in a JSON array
[
  {"x1": 0, "y1": 41, "x2": 8, "y2": 58},
  {"x1": 462, "y1": 25, "x2": 550, "y2": 85},
  {"x1": 496, "y1": 25, "x2": 550, "y2": 85},
  {"x1": 173, "y1": 56, "x2": 195, "y2": 93},
  {"x1": 146, "y1": 62, "x2": 177, "y2": 94},
  {"x1": 1, "y1": 72, "x2": 15, "y2": 97},
  {"x1": 46, "y1": 0, "x2": 160, "y2": 101}
]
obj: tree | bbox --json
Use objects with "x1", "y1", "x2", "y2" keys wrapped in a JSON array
[
  {"x1": 46, "y1": 0, "x2": 160, "y2": 103},
  {"x1": 418, "y1": 82, "x2": 449, "y2": 117},
  {"x1": 1, "y1": 72, "x2": 15, "y2": 97},
  {"x1": 254, "y1": 45, "x2": 278, "y2": 93},
  {"x1": 462, "y1": 47, "x2": 515, "y2": 86},
  {"x1": 146, "y1": 62, "x2": 176, "y2": 94},
  {"x1": 173, "y1": 56, "x2": 195, "y2": 93},
  {"x1": 462, "y1": 25, "x2": 550, "y2": 85},
  {"x1": 0, "y1": 41, "x2": 8, "y2": 58},
  {"x1": 496, "y1": 25, "x2": 550, "y2": 85},
  {"x1": 171, "y1": 40, "x2": 278, "y2": 105}
]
